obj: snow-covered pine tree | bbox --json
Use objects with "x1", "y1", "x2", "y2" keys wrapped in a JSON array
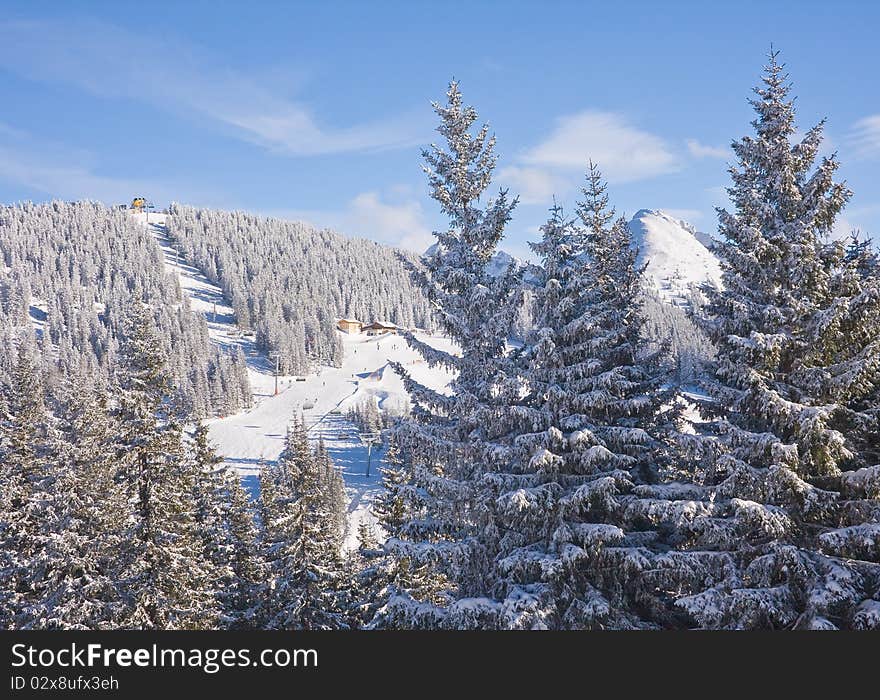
[
  {"x1": 190, "y1": 422, "x2": 238, "y2": 626},
  {"x1": 222, "y1": 472, "x2": 264, "y2": 629},
  {"x1": 114, "y1": 302, "x2": 219, "y2": 629},
  {"x1": 357, "y1": 521, "x2": 379, "y2": 552},
  {"x1": 256, "y1": 460, "x2": 283, "y2": 626},
  {"x1": 490, "y1": 167, "x2": 681, "y2": 629},
  {"x1": 188, "y1": 422, "x2": 265, "y2": 629},
  {"x1": 822, "y1": 232, "x2": 880, "y2": 471},
  {"x1": 26, "y1": 377, "x2": 128, "y2": 629},
  {"x1": 661, "y1": 51, "x2": 880, "y2": 629},
  {"x1": 373, "y1": 434, "x2": 410, "y2": 539},
  {"x1": 0, "y1": 336, "x2": 56, "y2": 629},
  {"x1": 359, "y1": 433, "x2": 451, "y2": 629},
  {"x1": 387, "y1": 81, "x2": 525, "y2": 628},
  {"x1": 342, "y1": 519, "x2": 382, "y2": 628},
  {"x1": 314, "y1": 438, "x2": 347, "y2": 549},
  {"x1": 261, "y1": 417, "x2": 347, "y2": 629}
]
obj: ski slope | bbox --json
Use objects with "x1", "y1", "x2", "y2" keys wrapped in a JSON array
[
  {"x1": 135, "y1": 212, "x2": 457, "y2": 549},
  {"x1": 134, "y1": 211, "x2": 276, "y2": 386},
  {"x1": 207, "y1": 331, "x2": 455, "y2": 549}
]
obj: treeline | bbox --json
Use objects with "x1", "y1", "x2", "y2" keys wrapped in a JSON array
[
  {"x1": 346, "y1": 396, "x2": 408, "y2": 435},
  {"x1": 0, "y1": 201, "x2": 251, "y2": 418},
  {"x1": 165, "y1": 205, "x2": 435, "y2": 375}
]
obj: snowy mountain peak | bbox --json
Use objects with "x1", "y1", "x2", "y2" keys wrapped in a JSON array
[
  {"x1": 424, "y1": 210, "x2": 722, "y2": 303},
  {"x1": 627, "y1": 209, "x2": 722, "y2": 302}
]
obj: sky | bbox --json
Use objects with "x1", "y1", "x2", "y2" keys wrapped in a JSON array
[{"x1": 1, "y1": 0, "x2": 878, "y2": 260}]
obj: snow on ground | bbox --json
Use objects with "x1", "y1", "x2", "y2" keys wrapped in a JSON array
[
  {"x1": 28, "y1": 299, "x2": 47, "y2": 338},
  {"x1": 137, "y1": 212, "x2": 277, "y2": 386},
  {"x1": 205, "y1": 330, "x2": 455, "y2": 550},
  {"x1": 135, "y1": 212, "x2": 457, "y2": 549}
]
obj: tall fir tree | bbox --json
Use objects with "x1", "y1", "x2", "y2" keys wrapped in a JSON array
[
  {"x1": 261, "y1": 417, "x2": 347, "y2": 629},
  {"x1": 223, "y1": 472, "x2": 265, "y2": 629},
  {"x1": 114, "y1": 302, "x2": 219, "y2": 629},
  {"x1": 651, "y1": 51, "x2": 880, "y2": 629},
  {"x1": 387, "y1": 81, "x2": 526, "y2": 627},
  {"x1": 27, "y1": 378, "x2": 128, "y2": 629},
  {"x1": 0, "y1": 337, "x2": 56, "y2": 628},
  {"x1": 360, "y1": 434, "x2": 450, "y2": 629},
  {"x1": 490, "y1": 168, "x2": 681, "y2": 629},
  {"x1": 190, "y1": 422, "x2": 237, "y2": 626}
]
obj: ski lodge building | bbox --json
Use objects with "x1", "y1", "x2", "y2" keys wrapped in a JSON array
[
  {"x1": 363, "y1": 321, "x2": 400, "y2": 336},
  {"x1": 336, "y1": 318, "x2": 402, "y2": 336},
  {"x1": 336, "y1": 318, "x2": 363, "y2": 334}
]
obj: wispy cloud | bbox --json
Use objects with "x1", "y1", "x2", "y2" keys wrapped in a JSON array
[
  {"x1": 0, "y1": 126, "x2": 217, "y2": 205},
  {"x1": 264, "y1": 189, "x2": 434, "y2": 253},
  {"x1": 346, "y1": 192, "x2": 434, "y2": 252},
  {"x1": 0, "y1": 19, "x2": 427, "y2": 156},
  {"x1": 686, "y1": 139, "x2": 728, "y2": 159},
  {"x1": 522, "y1": 111, "x2": 679, "y2": 181},
  {"x1": 497, "y1": 166, "x2": 568, "y2": 206},
  {"x1": 849, "y1": 115, "x2": 880, "y2": 159},
  {"x1": 498, "y1": 110, "x2": 679, "y2": 204}
]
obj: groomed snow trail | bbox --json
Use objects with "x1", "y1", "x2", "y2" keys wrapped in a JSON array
[
  {"x1": 204, "y1": 330, "x2": 455, "y2": 550},
  {"x1": 136, "y1": 213, "x2": 456, "y2": 549}
]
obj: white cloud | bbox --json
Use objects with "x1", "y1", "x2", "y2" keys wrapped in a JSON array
[
  {"x1": 521, "y1": 111, "x2": 679, "y2": 183},
  {"x1": 686, "y1": 139, "x2": 728, "y2": 159},
  {"x1": 0, "y1": 19, "x2": 426, "y2": 156},
  {"x1": 497, "y1": 166, "x2": 568, "y2": 206},
  {"x1": 264, "y1": 189, "x2": 434, "y2": 253},
  {"x1": 497, "y1": 111, "x2": 678, "y2": 205},
  {"x1": 850, "y1": 115, "x2": 880, "y2": 159},
  {"x1": 347, "y1": 192, "x2": 434, "y2": 252}
]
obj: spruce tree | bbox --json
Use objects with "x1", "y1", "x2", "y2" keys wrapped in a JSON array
[
  {"x1": 190, "y1": 422, "x2": 236, "y2": 626},
  {"x1": 114, "y1": 302, "x2": 219, "y2": 629},
  {"x1": 261, "y1": 418, "x2": 347, "y2": 629},
  {"x1": 223, "y1": 472, "x2": 264, "y2": 629},
  {"x1": 0, "y1": 338, "x2": 55, "y2": 628},
  {"x1": 656, "y1": 51, "x2": 880, "y2": 629},
  {"x1": 363, "y1": 433, "x2": 451, "y2": 629},
  {"x1": 27, "y1": 378, "x2": 128, "y2": 629},
  {"x1": 388, "y1": 80, "x2": 524, "y2": 627},
  {"x1": 490, "y1": 169, "x2": 680, "y2": 629}
]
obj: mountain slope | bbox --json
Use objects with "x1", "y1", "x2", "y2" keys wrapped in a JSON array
[
  {"x1": 429, "y1": 209, "x2": 722, "y2": 305},
  {"x1": 0, "y1": 201, "x2": 251, "y2": 417},
  {"x1": 166, "y1": 204, "x2": 435, "y2": 374}
]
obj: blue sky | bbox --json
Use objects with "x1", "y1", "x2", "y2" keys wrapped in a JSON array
[{"x1": 1, "y1": 0, "x2": 878, "y2": 259}]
